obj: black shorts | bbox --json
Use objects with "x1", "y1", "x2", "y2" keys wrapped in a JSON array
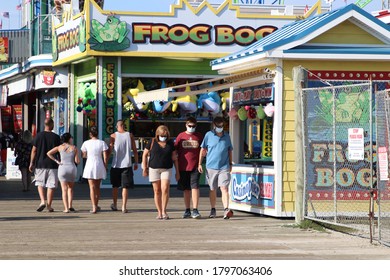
[
  {"x1": 110, "y1": 167, "x2": 134, "y2": 189},
  {"x1": 177, "y1": 170, "x2": 200, "y2": 191}
]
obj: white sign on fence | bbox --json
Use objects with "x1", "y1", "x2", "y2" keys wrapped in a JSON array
[
  {"x1": 348, "y1": 128, "x2": 364, "y2": 160},
  {"x1": 378, "y1": 146, "x2": 389, "y2": 181}
]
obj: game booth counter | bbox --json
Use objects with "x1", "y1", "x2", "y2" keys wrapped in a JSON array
[
  {"x1": 51, "y1": 0, "x2": 319, "y2": 185},
  {"x1": 207, "y1": 4, "x2": 390, "y2": 217}
]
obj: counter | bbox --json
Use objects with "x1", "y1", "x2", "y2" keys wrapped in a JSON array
[{"x1": 230, "y1": 164, "x2": 276, "y2": 215}]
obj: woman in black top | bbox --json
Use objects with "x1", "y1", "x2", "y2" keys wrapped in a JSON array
[
  {"x1": 142, "y1": 125, "x2": 180, "y2": 220},
  {"x1": 14, "y1": 130, "x2": 33, "y2": 192}
]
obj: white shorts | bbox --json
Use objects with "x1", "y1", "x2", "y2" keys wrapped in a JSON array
[
  {"x1": 206, "y1": 168, "x2": 231, "y2": 191},
  {"x1": 35, "y1": 168, "x2": 58, "y2": 189},
  {"x1": 149, "y1": 168, "x2": 172, "y2": 182}
]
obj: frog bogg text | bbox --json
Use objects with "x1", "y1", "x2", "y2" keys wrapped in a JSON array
[
  {"x1": 132, "y1": 23, "x2": 277, "y2": 46},
  {"x1": 57, "y1": 27, "x2": 80, "y2": 52}
]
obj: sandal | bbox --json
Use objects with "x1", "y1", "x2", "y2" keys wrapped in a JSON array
[
  {"x1": 156, "y1": 215, "x2": 163, "y2": 220},
  {"x1": 162, "y1": 215, "x2": 170, "y2": 220},
  {"x1": 36, "y1": 203, "x2": 46, "y2": 212},
  {"x1": 122, "y1": 209, "x2": 128, "y2": 214},
  {"x1": 63, "y1": 210, "x2": 70, "y2": 213},
  {"x1": 69, "y1": 208, "x2": 76, "y2": 212},
  {"x1": 89, "y1": 210, "x2": 97, "y2": 214}
]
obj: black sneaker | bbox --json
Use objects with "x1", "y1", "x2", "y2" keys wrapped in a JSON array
[
  {"x1": 182, "y1": 209, "x2": 191, "y2": 219},
  {"x1": 192, "y1": 209, "x2": 201, "y2": 219},
  {"x1": 209, "y1": 208, "x2": 216, "y2": 218}
]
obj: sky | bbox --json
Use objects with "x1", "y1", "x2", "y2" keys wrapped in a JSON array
[{"x1": 0, "y1": 0, "x2": 385, "y2": 30}]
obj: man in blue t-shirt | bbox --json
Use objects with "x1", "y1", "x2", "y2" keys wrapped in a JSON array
[{"x1": 198, "y1": 116, "x2": 234, "y2": 219}]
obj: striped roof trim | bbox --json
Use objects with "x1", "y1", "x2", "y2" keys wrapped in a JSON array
[{"x1": 211, "y1": 4, "x2": 390, "y2": 66}]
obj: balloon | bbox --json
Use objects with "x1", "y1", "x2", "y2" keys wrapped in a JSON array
[
  {"x1": 247, "y1": 107, "x2": 257, "y2": 119},
  {"x1": 264, "y1": 103, "x2": 275, "y2": 117},
  {"x1": 238, "y1": 107, "x2": 248, "y2": 121},
  {"x1": 228, "y1": 107, "x2": 238, "y2": 120},
  {"x1": 256, "y1": 106, "x2": 266, "y2": 119}
]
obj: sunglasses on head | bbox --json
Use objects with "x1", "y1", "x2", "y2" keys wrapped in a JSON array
[{"x1": 187, "y1": 124, "x2": 196, "y2": 128}]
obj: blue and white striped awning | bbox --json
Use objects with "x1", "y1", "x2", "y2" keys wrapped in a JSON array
[{"x1": 211, "y1": 4, "x2": 390, "y2": 68}]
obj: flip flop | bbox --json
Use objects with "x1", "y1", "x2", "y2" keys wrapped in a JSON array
[
  {"x1": 36, "y1": 204, "x2": 46, "y2": 212},
  {"x1": 69, "y1": 208, "x2": 76, "y2": 212},
  {"x1": 48, "y1": 208, "x2": 54, "y2": 212},
  {"x1": 89, "y1": 210, "x2": 97, "y2": 214},
  {"x1": 122, "y1": 209, "x2": 128, "y2": 214},
  {"x1": 156, "y1": 216, "x2": 163, "y2": 220},
  {"x1": 162, "y1": 215, "x2": 170, "y2": 220}
]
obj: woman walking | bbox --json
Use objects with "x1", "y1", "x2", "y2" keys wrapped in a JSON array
[
  {"x1": 81, "y1": 126, "x2": 108, "y2": 213},
  {"x1": 14, "y1": 130, "x2": 33, "y2": 192},
  {"x1": 47, "y1": 133, "x2": 80, "y2": 213},
  {"x1": 142, "y1": 125, "x2": 180, "y2": 220}
]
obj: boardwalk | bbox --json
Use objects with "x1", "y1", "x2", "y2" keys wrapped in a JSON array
[{"x1": 0, "y1": 179, "x2": 389, "y2": 260}]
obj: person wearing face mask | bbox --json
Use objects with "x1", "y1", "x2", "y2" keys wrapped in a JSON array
[
  {"x1": 198, "y1": 116, "x2": 234, "y2": 219},
  {"x1": 174, "y1": 117, "x2": 203, "y2": 219},
  {"x1": 142, "y1": 125, "x2": 180, "y2": 220}
]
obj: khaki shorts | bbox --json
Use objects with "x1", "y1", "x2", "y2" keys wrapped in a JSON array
[
  {"x1": 35, "y1": 168, "x2": 58, "y2": 189},
  {"x1": 149, "y1": 168, "x2": 172, "y2": 182},
  {"x1": 206, "y1": 168, "x2": 231, "y2": 191}
]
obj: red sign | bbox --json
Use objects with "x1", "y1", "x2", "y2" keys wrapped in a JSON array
[
  {"x1": 41, "y1": 70, "x2": 56, "y2": 85},
  {"x1": 1, "y1": 106, "x2": 12, "y2": 131},
  {"x1": 12, "y1": 105, "x2": 22, "y2": 133}
]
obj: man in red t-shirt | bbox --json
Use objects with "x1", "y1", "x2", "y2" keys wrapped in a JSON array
[{"x1": 175, "y1": 117, "x2": 204, "y2": 219}]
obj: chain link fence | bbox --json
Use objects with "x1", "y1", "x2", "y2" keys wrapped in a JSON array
[
  {"x1": 302, "y1": 82, "x2": 379, "y2": 239},
  {"x1": 375, "y1": 89, "x2": 390, "y2": 246}
]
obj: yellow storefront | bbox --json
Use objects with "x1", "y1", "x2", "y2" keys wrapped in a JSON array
[{"x1": 211, "y1": 4, "x2": 390, "y2": 217}]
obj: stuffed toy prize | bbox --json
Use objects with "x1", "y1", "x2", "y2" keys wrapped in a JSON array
[
  {"x1": 171, "y1": 83, "x2": 197, "y2": 113},
  {"x1": 123, "y1": 80, "x2": 149, "y2": 111}
]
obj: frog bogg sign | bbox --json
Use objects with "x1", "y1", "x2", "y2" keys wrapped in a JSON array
[
  {"x1": 103, "y1": 62, "x2": 117, "y2": 137},
  {"x1": 132, "y1": 23, "x2": 277, "y2": 46},
  {"x1": 307, "y1": 141, "x2": 376, "y2": 200}
]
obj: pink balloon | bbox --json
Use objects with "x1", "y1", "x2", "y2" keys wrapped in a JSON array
[{"x1": 228, "y1": 108, "x2": 238, "y2": 120}]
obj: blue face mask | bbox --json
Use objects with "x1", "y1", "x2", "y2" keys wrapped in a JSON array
[{"x1": 159, "y1": 136, "x2": 167, "y2": 142}]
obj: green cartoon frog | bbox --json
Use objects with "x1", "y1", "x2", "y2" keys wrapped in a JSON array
[{"x1": 88, "y1": 16, "x2": 130, "y2": 51}]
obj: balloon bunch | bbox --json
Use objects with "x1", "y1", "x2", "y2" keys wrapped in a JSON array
[{"x1": 232, "y1": 103, "x2": 275, "y2": 121}]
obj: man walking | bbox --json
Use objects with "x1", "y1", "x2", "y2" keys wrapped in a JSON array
[
  {"x1": 29, "y1": 118, "x2": 61, "y2": 212},
  {"x1": 175, "y1": 117, "x2": 203, "y2": 219},
  {"x1": 108, "y1": 120, "x2": 138, "y2": 213},
  {"x1": 198, "y1": 116, "x2": 234, "y2": 219}
]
